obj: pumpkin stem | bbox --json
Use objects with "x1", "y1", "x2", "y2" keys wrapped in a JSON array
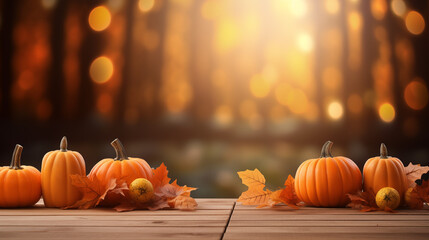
[
  {"x1": 60, "y1": 136, "x2": 68, "y2": 152},
  {"x1": 320, "y1": 141, "x2": 334, "y2": 158},
  {"x1": 380, "y1": 143, "x2": 388, "y2": 159},
  {"x1": 111, "y1": 138, "x2": 129, "y2": 160},
  {"x1": 10, "y1": 144, "x2": 23, "y2": 170}
]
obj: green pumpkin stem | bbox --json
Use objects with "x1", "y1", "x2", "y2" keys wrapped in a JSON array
[
  {"x1": 111, "y1": 138, "x2": 129, "y2": 160},
  {"x1": 380, "y1": 143, "x2": 388, "y2": 159},
  {"x1": 60, "y1": 136, "x2": 68, "y2": 152},
  {"x1": 320, "y1": 141, "x2": 334, "y2": 158},
  {"x1": 10, "y1": 144, "x2": 23, "y2": 170}
]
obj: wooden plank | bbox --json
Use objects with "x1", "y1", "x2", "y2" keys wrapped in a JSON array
[
  {"x1": 0, "y1": 226, "x2": 224, "y2": 240},
  {"x1": 223, "y1": 232, "x2": 429, "y2": 240},
  {"x1": 224, "y1": 226, "x2": 429, "y2": 234},
  {"x1": 230, "y1": 220, "x2": 429, "y2": 227},
  {"x1": 0, "y1": 219, "x2": 226, "y2": 227},
  {"x1": 234, "y1": 204, "x2": 429, "y2": 215},
  {"x1": 230, "y1": 214, "x2": 429, "y2": 221},
  {"x1": 0, "y1": 209, "x2": 230, "y2": 216}
]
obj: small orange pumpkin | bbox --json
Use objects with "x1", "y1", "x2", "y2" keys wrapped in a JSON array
[
  {"x1": 0, "y1": 144, "x2": 41, "y2": 207},
  {"x1": 41, "y1": 137, "x2": 86, "y2": 208},
  {"x1": 363, "y1": 143, "x2": 407, "y2": 200},
  {"x1": 294, "y1": 141, "x2": 362, "y2": 207},
  {"x1": 88, "y1": 138, "x2": 153, "y2": 206}
]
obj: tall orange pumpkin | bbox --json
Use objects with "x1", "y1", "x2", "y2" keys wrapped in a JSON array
[
  {"x1": 89, "y1": 138, "x2": 153, "y2": 206},
  {"x1": 0, "y1": 144, "x2": 41, "y2": 207},
  {"x1": 363, "y1": 143, "x2": 407, "y2": 199},
  {"x1": 294, "y1": 141, "x2": 362, "y2": 207},
  {"x1": 41, "y1": 137, "x2": 86, "y2": 208}
]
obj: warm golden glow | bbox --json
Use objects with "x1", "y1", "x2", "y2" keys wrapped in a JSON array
[
  {"x1": 348, "y1": 11, "x2": 362, "y2": 31},
  {"x1": 324, "y1": 0, "x2": 339, "y2": 15},
  {"x1": 250, "y1": 75, "x2": 271, "y2": 98},
  {"x1": 404, "y1": 80, "x2": 429, "y2": 110},
  {"x1": 322, "y1": 67, "x2": 341, "y2": 91},
  {"x1": 215, "y1": 19, "x2": 238, "y2": 53},
  {"x1": 90, "y1": 56, "x2": 114, "y2": 84},
  {"x1": 287, "y1": 89, "x2": 309, "y2": 114},
  {"x1": 214, "y1": 105, "x2": 233, "y2": 127},
  {"x1": 391, "y1": 0, "x2": 406, "y2": 17},
  {"x1": 371, "y1": 0, "x2": 387, "y2": 20},
  {"x1": 88, "y1": 6, "x2": 111, "y2": 32},
  {"x1": 97, "y1": 93, "x2": 113, "y2": 114},
  {"x1": 405, "y1": 11, "x2": 425, "y2": 35},
  {"x1": 379, "y1": 103, "x2": 395, "y2": 123},
  {"x1": 296, "y1": 32, "x2": 314, "y2": 53},
  {"x1": 290, "y1": 0, "x2": 308, "y2": 18},
  {"x1": 327, "y1": 101, "x2": 343, "y2": 120},
  {"x1": 41, "y1": 0, "x2": 57, "y2": 9},
  {"x1": 138, "y1": 0, "x2": 155, "y2": 12}
]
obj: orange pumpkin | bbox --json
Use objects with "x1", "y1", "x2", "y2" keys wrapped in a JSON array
[
  {"x1": 88, "y1": 138, "x2": 153, "y2": 206},
  {"x1": 0, "y1": 144, "x2": 41, "y2": 207},
  {"x1": 363, "y1": 143, "x2": 407, "y2": 200},
  {"x1": 294, "y1": 141, "x2": 362, "y2": 207},
  {"x1": 41, "y1": 137, "x2": 86, "y2": 208}
]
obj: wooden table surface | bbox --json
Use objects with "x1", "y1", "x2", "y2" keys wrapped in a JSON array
[{"x1": 1, "y1": 199, "x2": 429, "y2": 239}]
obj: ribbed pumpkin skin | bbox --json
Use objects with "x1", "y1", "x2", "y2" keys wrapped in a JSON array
[
  {"x1": 295, "y1": 157, "x2": 362, "y2": 207},
  {"x1": 41, "y1": 137, "x2": 86, "y2": 208},
  {"x1": 89, "y1": 158, "x2": 152, "y2": 185},
  {"x1": 363, "y1": 157, "x2": 407, "y2": 199},
  {"x1": 0, "y1": 166, "x2": 41, "y2": 207}
]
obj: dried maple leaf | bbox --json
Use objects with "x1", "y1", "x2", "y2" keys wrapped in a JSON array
[
  {"x1": 237, "y1": 169, "x2": 266, "y2": 190},
  {"x1": 151, "y1": 163, "x2": 171, "y2": 189},
  {"x1": 239, "y1": 188, "x2": 272, "y2": 206},
  {"x1": 169, "y1": 195, "x2": 198, "y2": 210},
  {"x1": 278, "y1": 175, "x2": 301, "y2": 209},
  {"x1": 64, "y1": 175, "x2": 117, "y2": 209},
  {"x1": 237, "y1": 169, "x2": 272, "y2": 206},
  {"x1": 347, "y1": 191, "x2": 379, "y2": 212},
  {"x1": 404, "y1": 163, "x2": 429, "y2": 188}
]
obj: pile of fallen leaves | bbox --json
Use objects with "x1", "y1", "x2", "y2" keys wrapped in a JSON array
[
  {"x1": 64, "y1": 163, "x2": 197, "y2": 211},
  {"x1": 237, "y1": 169, "x2": 300, "y2": 209},
  {"x1": 347, "y1": 163, "x2": 429, "y2": 212}
]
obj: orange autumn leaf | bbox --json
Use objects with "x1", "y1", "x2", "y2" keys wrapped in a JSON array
[
  {"x1": 347, "y1": 191, "x2": 380, "y2": 212},
  {"x1": 404, "y1": 163, "x2": 429, "y2": 188},
  {"x1": 278, "y1": 175, "x2": 301, "y2": 209},
  {"x1": 239, "y1": 188, "x2": 272, "y2": 206},
  {"x1": 237, "y1": 169, "x2": 266, "y2": 190},
  {"x1": 169, "y1": 195, "x2": 198, "y2": 210},
  {"x1": 237, "y1": 169, "x2": 271, "y2": 206},
  {"x1": 151, "y1": 163, "x2": 171, "y2": 190},
  {"x1": 64, "y1": 174, "x2": 118, "y2": 209}
]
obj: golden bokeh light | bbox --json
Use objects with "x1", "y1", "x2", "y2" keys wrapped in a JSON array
[
  {"x1": 138, "y1": 0, "x2": 155, "y2": 12},
  {"x1": 327, "y1": 101, "x2": 343, "y2": 120},
  {"x1": 324, "y1": 0, "x2": 339, "y2": 15},
  {"x1": 250, "y1": 75, "x2": 271, "y2": 98},
  {"x1": 296, "y1": 32, "x2": 314, "y2": 53},
  {"x1": 391, "y1": 0, "x2": 406, "y2": 17},
  {"x1": 371, "y1": 0, "x2": 387, "y2": 20},
  {"x1": 290, "y1": 0, "x2": 308, "y2": 18},
  {"x1": 88, "y1": 6, "x2": 111, "y2": 32},
  {"x1": 90, "y1": 56, "x2": 114, "y2": 84},
  {"x1": 275, "y1": 83, "x2": 291, "y2": 106},
  {"x1": 378, "y1": 103, "x2": 395, "y2": 123},
  {"x1": 405, "y1": 11, "x2": 425, "y2": 35},
  {"x1": 404, "y1": 80, "x2": 429, "y2": 110},
  {"x1": 348, "y1": 11, "x2": 362, "y2": 31},
  {"x1": 215, "y1": 19, "x2": 238, "y2": 53},
  {"x1": 322, "y1": 67, "x2": 342, "y2": 91},
  {"x1": 347, "y1": 94, "x2": 363, "y2": 114},
  {"x1": 41, "y1": 0, "x2": 57, "y2": 9}
]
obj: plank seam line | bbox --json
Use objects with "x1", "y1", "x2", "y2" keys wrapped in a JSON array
[{"x1": 220, "y1": 201, "x2": 236, "y2": 240}]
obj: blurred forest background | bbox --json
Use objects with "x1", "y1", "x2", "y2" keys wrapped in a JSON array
[{"x1": 0, "y1": 0, "x2": 428, "y2": 197}]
